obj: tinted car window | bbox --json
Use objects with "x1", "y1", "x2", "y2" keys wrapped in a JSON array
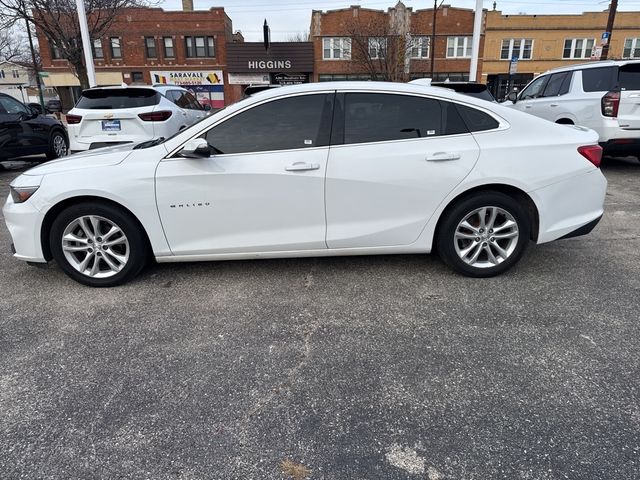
[
  {"x1": 441, "y1": 101, "x2": 468, "y2": 135},
  {"x1": 183, "y1": 92, "x2": 202, "y2": 110},
  {"x1": 205, "y1": 94, "x2": 333, "y2": 154},
  {"x1": 618, "y1": 63, "x2": 640, "y2": 90},
  {"x1": 76, "y1": 88, "x2": 160, "y2": 109},
  {"x1": 582, "y1": 67, "x2": 616, "y2": 92},
  {"x1": 519, "y1": 75, "x2": 549, "y2": 99},
  {"x1": 344, "y1": 93, "x2": 442, "y2": 144},
  {"x1": 455, "y1": 104, "x2": 500, "y2": 132},
  {"x1": 0, "y1": 96, "x2": 29, "y2": 115},
  {"x1": 543, "y1": 72, "x2": 571, "y2": 97}
]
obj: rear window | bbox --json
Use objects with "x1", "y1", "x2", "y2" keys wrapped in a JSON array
[
  {"x1": 582, "y1": 67, "x2": 616, "y2": 92},
  {"x1": 75, "y1": 88, "x2": 160, "y2": 109},
  {"x1": 618, "y1": 63, "x2": 640, "y2": 91}
]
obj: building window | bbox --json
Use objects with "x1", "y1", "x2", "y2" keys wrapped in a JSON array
[
  {"x1": 500, "y1": 39, "x2": 533, "y2": 60},
  {"x1": 447, "y1": 37, "x2": 472, "y2": 58},
  {"x1": 563, "y1": 38, "x2": 595, "y2": 59},
  {"x1": 368, "y1": 37, "x2": 387, "y2": 59},
  {"x1": 131, "y1": 71, "x2": 144, "y2": 83},
  {"x1": 51, "y1": 43, "x2": 62, "y2": 59},
  {"x1": 623, "y1": 38, "x2": 640, "y2": 59},
  {"x1": 163, "y1": 37, "x2": 174, "y2": 58},
  {"x1": 145, "y1": 37, "x2": 157, "y2": 58},
  {"x1": 319, "y1": 74, "x2": 371, "y2": 81},
  {"x1": 0, "y1": 70, "x2": 4, "y2": 79},
  {"x1": 11, "y1": 69, "x2": 19, "y2": 78},
  {"x1": 323, "y1": 37, "x2": 351, "y2": 60},
  {"x1": 110, "y1": 37, "x2": 122, "y2": 58},
  {"x1": 92, "y1": 39, "x2": 103, "y2": 59},
  {"x1": 410, "y1": 36, "x2": 429, "y2": 59},
  {"x1": 185, "y1": 36, "x2": 215, "y2": 57}
]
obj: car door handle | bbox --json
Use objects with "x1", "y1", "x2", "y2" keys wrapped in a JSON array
[
  {"x1": 550, "y1": 103, "x2": 559, "y2": 107},
  {"x1": 426, "y1": 152, "x2": 461, "y2": 162},
  {"x1": 525, "y1": 105, "x2": 533, "y2": 109},
  {"x1": 285, "y1": 162, "x2": 320, "y2": 171}
]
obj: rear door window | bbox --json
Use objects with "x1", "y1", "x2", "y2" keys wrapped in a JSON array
[
  {"x1": 76, "y1": 88, "x2": 160, "y2": 109},
  {"x1": 543, "y1": 72, "x2": 572, "y2": 97},
  {"x1": 618, "y1": 63, "x2": 640, "y2": 91},
  {"x1": 581, "y1": 67, "x2": 616, "y2": 92},
  {"x1": 343, "y1": 93, "x2": 442, "y2": 144}
]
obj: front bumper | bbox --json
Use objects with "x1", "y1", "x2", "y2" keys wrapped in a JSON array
[{"x1": 3, "y1": 194, "x2": 47, "y2": 263}]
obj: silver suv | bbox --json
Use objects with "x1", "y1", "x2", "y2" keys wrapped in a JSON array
[{"x1": 505, "y1": 60, "x2": 640, "y2": 159}]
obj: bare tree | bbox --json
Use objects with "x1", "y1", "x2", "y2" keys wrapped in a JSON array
[
  {"x1": 345, "y1": 16, "x2": 412, "y2": 82},
  {"x1": 0, "y1": 0, "x2": 156, "y2": 88},
  {"x1": 0, "y1": 29, "x2": 27, "y2": 62},
  {"x1": 286, "y1": 31, "x2": 310, "y2": 42}
]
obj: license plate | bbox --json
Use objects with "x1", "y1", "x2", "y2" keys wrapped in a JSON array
[{"x1": 102, "y1": 120, "x2": 121, "y2": 131}]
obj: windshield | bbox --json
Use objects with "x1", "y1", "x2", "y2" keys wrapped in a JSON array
[{"x1": 131, "y1": 109, "x2": 222, "y2": 149}]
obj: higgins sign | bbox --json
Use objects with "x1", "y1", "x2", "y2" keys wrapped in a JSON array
[{"x1": 248, "y1": 60, "x2": 292, "y2": 70}]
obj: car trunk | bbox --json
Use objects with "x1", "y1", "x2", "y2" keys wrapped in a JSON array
[
  {"x1": 73, "y1": 88, "x2": 160, "y2": 144},
  {"x1": 617, "y1": 63, "x2": 640, "y2": 129}
]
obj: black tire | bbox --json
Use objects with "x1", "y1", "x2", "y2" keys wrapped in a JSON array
[
  {"x1": 49, "y1": 202, "x2": 148, "y2": 287},
  {"x1": 436, "y1": 191, "x2": 531, "y2": 278},
  {"x1": 46, "y1": 130, "x2": 68, "y2": 160}
]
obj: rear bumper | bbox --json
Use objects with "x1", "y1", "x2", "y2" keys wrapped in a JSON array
[
  {"x1": 533, "y1": 169, "x2": 607, "y2": 244},
  {"x1": 600, "y1": 138, "x2": 640, "y2": 156}
]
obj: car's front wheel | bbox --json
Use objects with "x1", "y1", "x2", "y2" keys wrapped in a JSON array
[
  {"x1": 50, "y1": 202, "x2": 148, "y2": 287},
  {"x1": 436, "y1": 192, "x2": 531, "y2": 277},
  {"x1": 46, "y1": 130, "x2": 68, "y2": 160}
]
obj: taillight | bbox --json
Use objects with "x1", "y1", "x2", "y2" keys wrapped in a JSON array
[
  {"x1": 578, "y1": 145, "x2": 603, "y2": 168},
  {"x1": 66, "y1": 114, "x2": 82, "y2": 124},
  {"x1": 601, "y1": 90, "x2": 620, "y2": 117},
  {"x1": 138, "y1": 111, "x2": 172, "y2": 122}
]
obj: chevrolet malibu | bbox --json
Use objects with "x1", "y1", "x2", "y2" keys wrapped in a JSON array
[{"x1": 3, "y1": 82, "x2": 607, "y2": 287}]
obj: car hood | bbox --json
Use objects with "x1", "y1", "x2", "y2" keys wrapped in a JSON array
[{"x1": 23, "y1": 143, "x2": 138, "y2": 176}]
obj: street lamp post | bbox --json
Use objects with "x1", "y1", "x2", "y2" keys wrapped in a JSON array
[
  {"x1": 469, "y1": 0, "x2": 483, "y2": 82},
  {"x1": 75, "y1": 0, "x2": 96, "y2": 87}
]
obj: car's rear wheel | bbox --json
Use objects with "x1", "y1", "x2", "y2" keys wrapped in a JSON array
[
  {"x1": 50, "y1": 202, "x2": 148, "y2": 287},
  {"x1": 47, "y1": 130, "x2": 68, "y2": 160},
  {"x1": 436, "y1": 192, "x2": 531, "y2": 277}
]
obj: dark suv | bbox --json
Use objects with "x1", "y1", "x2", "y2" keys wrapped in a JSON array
[{"x1": 0, "y1": 93, "x2": 68, "y2": 162}]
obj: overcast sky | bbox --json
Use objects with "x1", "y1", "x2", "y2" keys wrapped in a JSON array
[{"x1": 159, "y1": 0, "x2": 640, "y2": 41}]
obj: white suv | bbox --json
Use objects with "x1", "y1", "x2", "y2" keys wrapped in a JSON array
[
  {"x1": 66, "y1": 85, "x2": 209, "y2": 153},
  {"x1": 505, "y1": 60, "x2": 640, "y2": 158}
]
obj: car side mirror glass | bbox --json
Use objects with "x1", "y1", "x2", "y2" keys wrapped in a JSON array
[
  {"x1": 179, "y1": 138, "x2": 211, "y2": 158},
  {"x1": 202, "y1": 104, "x2": 212, "y2": 111},
  {"x1": 506, "y1": 91, "x2": 518, "y2": 103}
]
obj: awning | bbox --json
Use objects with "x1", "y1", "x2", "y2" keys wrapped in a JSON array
[{"x1": 42, "y1": 71, "x2": 123, "y2": 87}]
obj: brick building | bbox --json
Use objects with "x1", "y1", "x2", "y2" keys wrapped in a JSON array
[
  {"x1": 310, "y1": 2, "x2": 485, "y2": 82},
  {"x1": 37, "y1": 1, "x2": 233, "y2": 110},
  {"x1": 483, "y1": 9, "x2": 640, "y2": 99}
]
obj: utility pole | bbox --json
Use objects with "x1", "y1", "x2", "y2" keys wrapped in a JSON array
[
  {"x1": 430, "y1": 0, "x2": 437, "y2": 77},
  {"x1": 75, "y1": 0, "x2": 97, "y2": 87},
  {"x1": 24, "y1": 17, "x2": 45, "y2": 110},
  {"x1": 469, "y1": 0, "x2": 483, "y2": 82},
  {"x1": 601, "y1": 0, "x2": 618, "y2": 60}
]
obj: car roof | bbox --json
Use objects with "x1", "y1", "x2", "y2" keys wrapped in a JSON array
[
  {"x1": 245, "y1": 81, "x2": 491, "y2": 107},
  {"x1": 81, "y1": 85, "x2": 187, "y2": 93},
  {"x1": 544, "y1": 59, "x2": 640, "y2": 74}
]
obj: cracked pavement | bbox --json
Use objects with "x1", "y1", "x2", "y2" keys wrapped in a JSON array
[{"x1": 0, "y1": 156, "x2": 639, "y2": 479}]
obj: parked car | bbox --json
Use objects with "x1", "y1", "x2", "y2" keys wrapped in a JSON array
[
  {"x1": 504, "y1": 60, "x2": 640, "y2": 158},
  {"x1": 0, "y1": 93, "x2": 68, "y2": 161},
  {"x1": 65, "y1": 85, "x2": 208, "y2": 153},
  {"x1": 4, "y1": 82, "x2": 606, "y2": 287},
  {"x1": 410, "y1": 79, "x2": 496, "y2": 102},
  {"x1": 45, "y1": 99, "x2": 62, "y2": 113}
]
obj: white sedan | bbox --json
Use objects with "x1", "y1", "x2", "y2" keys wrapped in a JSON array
[{"x1": 3, "y1": 82, "x2": 607, "y2": 287}]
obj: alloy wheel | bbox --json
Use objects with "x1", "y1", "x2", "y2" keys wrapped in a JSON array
[
  {"x1": 53, "y1": 134, "x2": 67, "y2": 157},
  {"x1": 454, "y1": 206, "x2": 519, "y2": 268},
  {"x1": 61, "y1": 215, "x2": 130, "y2": 278}
]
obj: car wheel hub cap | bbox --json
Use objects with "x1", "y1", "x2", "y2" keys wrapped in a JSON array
[
  {"x1": 454, "y1": 206, "x2": 519, "y2": 268},
  {"x1": 53, "y1": 135, "x2": 66, "y2": 156},
  {"x1": 61, "y1": 215, "x2": 129, "y2": 278}
]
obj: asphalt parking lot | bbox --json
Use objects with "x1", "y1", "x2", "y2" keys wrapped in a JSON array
[{"x1": 0, "y1": 156, "x2": 639, "y2": 479}]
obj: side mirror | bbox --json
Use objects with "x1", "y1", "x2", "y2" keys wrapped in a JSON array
[
  {"x1": 506, "y1": 90, "x2": 518, "y2": 104},
  {"x1": 179, "y1": 137, "x2": 211, "y2": 158},
  {"x1": 29, "y1": 106, "x2": 40, "y2": 117},
  {"x1": 202, "y1": 104, "x2": 212, "y2": 111}
]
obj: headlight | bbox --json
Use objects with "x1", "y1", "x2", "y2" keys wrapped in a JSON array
[{"x1": 10, "y1": 186, "x2": 39, "y2": 204}]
